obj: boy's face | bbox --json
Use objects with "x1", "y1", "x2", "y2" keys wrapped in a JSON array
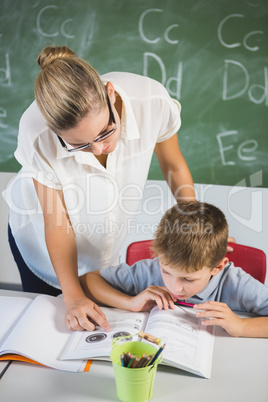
[{"x1": 159, "y1": 258, "x2": 219, "y2": 300}]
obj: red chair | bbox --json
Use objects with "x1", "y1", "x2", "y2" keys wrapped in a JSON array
[{"x1": 126, "y1": 240, "x2": 266, "y2": 284}]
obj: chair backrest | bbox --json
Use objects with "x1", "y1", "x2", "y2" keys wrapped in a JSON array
[{"x1": 126, "y1": 240, "x2": 266, "y2": 284}]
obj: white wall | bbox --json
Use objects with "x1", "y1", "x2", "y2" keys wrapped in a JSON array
[
  {"x1": 1, "y1": 173, "x2": 267, "y2": 288},
  {"x1": 0, "y1": 172, "x2": 22, "y2": 289}
]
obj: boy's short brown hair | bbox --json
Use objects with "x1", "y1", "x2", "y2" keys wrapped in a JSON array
[{"x1": 152, "y1": 201, "x2": 228, "y2": 271}]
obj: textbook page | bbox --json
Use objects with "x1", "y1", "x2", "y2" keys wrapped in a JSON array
[
  {"x1": 0, "y1": 295, "x2": 87, "y2": 372},
  {"x1": 0, "y1": 297, "x2": 32, "y2": 345},
  {"x1": 61, "y1": 308, "x2": 149, "y2": 360},
  {"x1": 144, "y1": 305, "x2": 215, "y2": 378}
]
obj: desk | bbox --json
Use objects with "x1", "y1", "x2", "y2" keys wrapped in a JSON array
[{"x1": 0, "y1": 290, "x2": 268, "y2": 402}]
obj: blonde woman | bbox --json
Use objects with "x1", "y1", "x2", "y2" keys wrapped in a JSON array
[{"x1": 4, "y1": 46, "x2": 195, "y2": 331}]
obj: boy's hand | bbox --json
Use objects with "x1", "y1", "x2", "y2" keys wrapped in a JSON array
[
  {"x1": 65, "y1": 296, "x2": 111, "y2": 332},
  {"x1": 194, "y1": 301, "x2": 243, "y2": 337},
  {"x1": 129, "y1": 286, "x2": 177, "y2": 312}
]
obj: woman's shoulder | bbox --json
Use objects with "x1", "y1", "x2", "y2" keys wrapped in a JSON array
[
  {"x1": 19, "y1": 101, "x2": 47, "y2": 134},
  {"x1": 19, "y1": 101, "x2": 48, "y2": 142},
  {"x1": 101, "y1": 71, "x2": 170, "y2": 99},
  {"x1": 16, "y1": 101, "x2": 54, "y2": 165}
]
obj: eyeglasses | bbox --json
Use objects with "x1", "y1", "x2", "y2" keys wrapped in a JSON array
[{"x1": 57, "y1": 95, "x2": 117, "y2": 153}]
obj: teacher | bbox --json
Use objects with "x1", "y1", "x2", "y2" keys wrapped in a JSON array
[{"x1": 4, "y1": 46, "x2": 195, "y2": 331}]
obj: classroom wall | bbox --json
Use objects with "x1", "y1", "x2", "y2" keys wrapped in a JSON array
[
  {"x1": 1, "y1": 173, "x2": 267, "y2": 288},
  {"x1": 0, "y1": 0, "x2": 268, "y2": 187}
]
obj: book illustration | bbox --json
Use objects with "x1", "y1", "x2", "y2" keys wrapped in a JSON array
[
  {"x1": 86, "y1": 333, "x2": 107, "y2": 343},
  {"x1": 67, "y1": 311, "x2": 146, "y2": 357},
  {"x1": 112, "y1": 332, "x2": 133, "y2": 341},
  {"x1": 85, "y1": 331, "x2": 132, "y2": 344}
]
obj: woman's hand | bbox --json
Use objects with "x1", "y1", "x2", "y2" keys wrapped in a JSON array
[
  {"x1": 65, "y1": 296, "x2": 110, "y2": 332},
  {"x1": 194, "y1": 301, "x2": 243, "y2": 337},
  {"x1": 128, "y1": 286, "x2": 177, "y2": 312}
]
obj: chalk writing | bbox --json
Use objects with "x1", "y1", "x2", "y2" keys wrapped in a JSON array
[
  {"x1": 0, "y1": 107, "x2": 7, "y2": 129},
  {"x1": 223, "y1": 61, "x2": 268, "y2": 105},
  {"x1": 140, "y1": 9, "x2": 181, "y2": 99},
  {"x1": 217, "y1": 131, "x2": 257, "y2": 166},
  {"x1": 36, "y1": 5, "x2": 74, "y2": 38},
  {"x1": 0, "y1": 53, "x2": 11, "y2": 86},
  {"x1": 218, "y1": 14, "x2": 264, "y2": 52},
  {"x1": 139, "y1": 6, "x2": 265, "y2": 173},
  {"x1": 143, "y1": 53, "x2": 182, "y2": 99},
  {"x1": 139, "y1": 8, "x2": 179, "y2": 44},
  {"x1": 216, "y1": 9, "x2": 266, "y2": 168}
]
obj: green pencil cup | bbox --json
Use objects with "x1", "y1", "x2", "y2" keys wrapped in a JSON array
[{"x1": 110, "y1": 340, "x2": 162, "y2": 402}]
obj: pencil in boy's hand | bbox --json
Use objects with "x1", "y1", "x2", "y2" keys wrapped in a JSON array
[{"x1": 174, "y1": 300, "x2": 194, "y2": 308}]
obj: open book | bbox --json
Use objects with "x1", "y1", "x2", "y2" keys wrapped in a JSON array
[
  {"x1": 61, "y1": 303, "x2": 215, "y2": 378},
  {"x1": 0, "y1": 294, "x2": 89, "y2": 372},
  {"x1": 1, "y1": 294, "x2": 214, "y2": 378}
]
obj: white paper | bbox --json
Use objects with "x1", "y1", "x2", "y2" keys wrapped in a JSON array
[
  {"x1": 0, "y1": 295, "x2": 87, "y2": 372},
  {"x1": 0, "y1": 297, "x2": 32, "y2": 345},
  {"x1": 144, "y1": 305, "x2": 215, "y2": 378}
]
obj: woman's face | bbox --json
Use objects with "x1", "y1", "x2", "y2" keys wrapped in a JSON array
[{"x1": 59, "y1": 96, "x2": 120, "y2": 156}]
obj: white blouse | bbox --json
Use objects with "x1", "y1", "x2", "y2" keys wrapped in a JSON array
[{"x1": 4, "y1": 72, "x2": 181, "y2": 288}]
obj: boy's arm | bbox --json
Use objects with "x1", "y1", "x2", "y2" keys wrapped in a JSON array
[
  {"x1": 80, "y1": 271, "x2": 132, "y2": 308},
  {"x1": 194, "y1": 301, "x2": 268, "y2": 338},
  {"x1": 80, "y1": 271, "x2": 176, "y2": 312},
  {"x1": 239, "y1": 316, "x2": 268, "y2": 337}
]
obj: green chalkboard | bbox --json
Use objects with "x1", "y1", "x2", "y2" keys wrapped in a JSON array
[{"x1": 0, "y1": 0, "x2": 268, "y2": 187}]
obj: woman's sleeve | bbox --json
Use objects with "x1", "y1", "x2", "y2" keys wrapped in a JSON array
[{"x1": 151, "y1": 81, "x2": 182, "y2": 143}]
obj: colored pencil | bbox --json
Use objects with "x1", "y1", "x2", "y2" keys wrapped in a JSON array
[{"x1": 148, "y1": 344, "x2": 166, "y2": 366}]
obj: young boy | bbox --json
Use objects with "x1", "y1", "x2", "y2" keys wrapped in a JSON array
[{"x1": 80, "y1": 201, "x2": 268, "y2": 338}]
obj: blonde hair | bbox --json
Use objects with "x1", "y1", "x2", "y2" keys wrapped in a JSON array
[
  {"x1": 152, "y1": 201, "x2": 228, "y2": 272},
  {"x1": 35, "y1": 46, "x2": 107, "y2": 132}
]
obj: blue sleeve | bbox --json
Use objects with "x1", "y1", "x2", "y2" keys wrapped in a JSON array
[
  {"x1": 238, "y1": 272, "x2": 268, "y2": 315},
  {"x1": 100, "y1": 258, "x2": 164, "y2": 296},
  {"x1": 220, "y1": 266, "x2": 268, "y2": 315}
]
